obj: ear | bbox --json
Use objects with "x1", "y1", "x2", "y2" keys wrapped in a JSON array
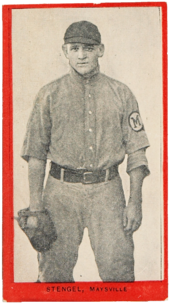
[
  {"x1": 97, "y1": 44, "x2": 105, "y2": 58},
  {"x1": 62, "y1": 44, "x2": 69, "y2": 59}
]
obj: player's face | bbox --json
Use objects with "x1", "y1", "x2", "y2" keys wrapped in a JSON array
[{"x1": 62, "y1": 43, "x2": 104, "y2": 76}]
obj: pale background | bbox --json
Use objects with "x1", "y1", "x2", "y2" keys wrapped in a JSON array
[{"x1": 12, "y1": 6, "x2": 163, "y2": 282}]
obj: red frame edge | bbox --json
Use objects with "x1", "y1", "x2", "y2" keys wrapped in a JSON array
[{"x1": 2, "y1": 2, "x2": 168, "y2": 302}]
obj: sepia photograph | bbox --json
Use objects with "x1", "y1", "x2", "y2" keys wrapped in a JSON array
[
  {"x1": 13, "y1": 4, "x2": 162, "y2": 283},
  {"x1": 3, "y1": 2, "x2": 168, "y2": 301}
]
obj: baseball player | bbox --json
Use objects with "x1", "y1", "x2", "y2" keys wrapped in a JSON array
[{"x1": 20, "y1": 21, "x2": 150, "y2": 282}]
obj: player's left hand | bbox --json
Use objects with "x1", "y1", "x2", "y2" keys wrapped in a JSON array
[{"x1": 123, "y1": 201, "x2": 142, "y2": 233}]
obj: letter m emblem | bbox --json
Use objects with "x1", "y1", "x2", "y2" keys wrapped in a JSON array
[{"x1": 129, "y1": 111, "x2": 143, "y2": 132}]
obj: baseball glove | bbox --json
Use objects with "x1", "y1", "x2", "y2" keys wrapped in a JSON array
[{"x1": 16, "y1": 208, "x2": 57, "y2": 252}]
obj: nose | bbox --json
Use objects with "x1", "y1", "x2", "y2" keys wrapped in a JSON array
[{"x1": 78, "y1": 48, "x2": 87, "y2": 60}]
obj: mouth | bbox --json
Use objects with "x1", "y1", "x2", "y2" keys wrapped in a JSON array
[{"x1": 77, "y1": 62, "x2": 88, "y2": 66}]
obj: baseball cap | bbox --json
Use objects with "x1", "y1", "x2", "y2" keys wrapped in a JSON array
[{"x1": 64, "y1": 21, "x2": 101, "y2": 45}]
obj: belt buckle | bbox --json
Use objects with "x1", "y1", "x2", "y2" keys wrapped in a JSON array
[{"x1": 83, "y1": 171, "x2": 94, "y2": 184}]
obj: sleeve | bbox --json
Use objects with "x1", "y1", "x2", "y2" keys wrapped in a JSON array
[
  {"x1": 127, "y1": 148, "x2": 150, "y2": 176},
  {"x1": 122, "y1": 86, "x2": 150, "y2": 174},
  {"x1": 21, "y1": 88, "x2": 52, "y2": 162}
]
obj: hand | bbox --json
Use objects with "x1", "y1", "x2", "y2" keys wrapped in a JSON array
[{"x1": 123, "y1": 201, "x2": 142, "y2": 233}]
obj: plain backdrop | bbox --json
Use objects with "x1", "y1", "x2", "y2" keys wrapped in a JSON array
[{"x1": 12, "y1": 6, "x2": 163, "y2": 282}]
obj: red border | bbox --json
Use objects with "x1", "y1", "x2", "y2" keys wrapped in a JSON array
[{"x1": 3, "y1": 2, "x2": 168, "y2": 301}]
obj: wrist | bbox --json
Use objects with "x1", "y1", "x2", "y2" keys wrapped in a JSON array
[
  {"x1": 128, "y1": 198, "x2": 142, "y2": 205},
  {"x1": 29, "y1": 201, "x2": 44, "y2": 212},
  {"x1": 129, "y1": 190, "x2": 142, "y2": 203}
]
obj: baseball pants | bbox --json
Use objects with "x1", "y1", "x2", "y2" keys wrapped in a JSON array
[{"x1": 38, "y1": 173, "x2": 134, "y2": 282}]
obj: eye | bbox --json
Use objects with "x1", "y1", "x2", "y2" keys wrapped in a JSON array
[
  {"x1": 70, "y1": 46, "x2": 79, "y2": 51},
  {"x1": 84, "y1": 46, "x2": 94, "y2": 52}
]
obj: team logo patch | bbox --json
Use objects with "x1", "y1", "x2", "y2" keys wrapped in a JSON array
[{"x1": 129, "y1": 111, "x2": 143, "y2": 132}]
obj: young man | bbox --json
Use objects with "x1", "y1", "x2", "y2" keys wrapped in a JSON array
[{"x1": 21, "y1": 21, "x2": 150, "y2": 282}]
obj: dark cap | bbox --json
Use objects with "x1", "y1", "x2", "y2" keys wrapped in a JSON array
[{"x1": 64, "y1": 21, "x2": 101, "y2": 45}]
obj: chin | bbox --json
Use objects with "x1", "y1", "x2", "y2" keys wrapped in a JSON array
[{"x1": 76, "y1": 68, "x2": 92, "y2": 76}]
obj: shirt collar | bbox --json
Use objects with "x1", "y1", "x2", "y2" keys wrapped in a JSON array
[{"x1": 70, "y1": 65, "x2": 100, "y2": 85}]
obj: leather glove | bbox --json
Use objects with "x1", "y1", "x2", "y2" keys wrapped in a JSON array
[{"x1": 16, "y1": 208, "x2": 57, "y2": 252}]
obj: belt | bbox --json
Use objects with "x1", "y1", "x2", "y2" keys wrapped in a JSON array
[{"x1": 49, "y1": 162, "x2": 118, "y2": 184}]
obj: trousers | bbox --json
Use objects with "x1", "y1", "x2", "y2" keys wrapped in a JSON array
[{"x1": 38, "y1": 173, "x2": 135, "y2": 282}]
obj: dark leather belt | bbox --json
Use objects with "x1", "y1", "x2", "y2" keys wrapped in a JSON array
[{"x1": 49, "y1": 162, "x2": 118, "y2": 184}]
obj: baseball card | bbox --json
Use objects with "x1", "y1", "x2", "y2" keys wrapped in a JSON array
[{"x1": 3, "y1": 2, "x2": 168, "y2": 301}]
